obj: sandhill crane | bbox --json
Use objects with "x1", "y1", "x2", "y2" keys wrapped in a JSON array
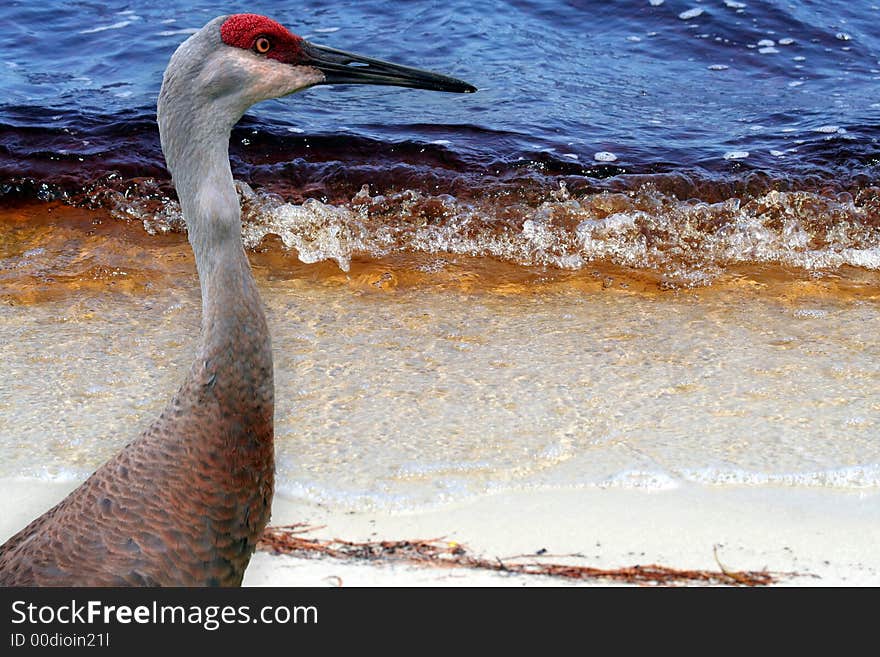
[{"x1": 0, "y1": 13, "x2": 474, "y2": 586}]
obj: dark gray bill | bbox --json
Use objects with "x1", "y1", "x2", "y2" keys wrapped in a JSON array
[{"x1": 303, "y1": 42, "x2": 476, "y2": 93}]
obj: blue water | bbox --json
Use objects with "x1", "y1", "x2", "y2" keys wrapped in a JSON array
[
  {"x1": 3, "y1": 1, "x2": 880, "y2": 276},
  {"x1": 3, "y1": 1, "x2": 880, "y2": 175}
]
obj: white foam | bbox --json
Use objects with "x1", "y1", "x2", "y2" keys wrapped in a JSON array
[
  {"x1": 577, "y1": 212, "x2": 638, "y2": 241},
  {"x1": 840, "y1": 248, "x2": 880, "y2": 269},
  {"x1": 256, "y1": 198, "x2": 355, "y2": 271},
  {"x1": 594, "y1": 151, "x2": 618, "y2": 162},
  {"x1": 724, "y1": 150, "x2": 750, "y2": 160},
  {"x1": 111, "y1": 181, "x2": 880, "y2": 283},
  {"x1": 678, "y1": 8, "x2": 704, "y2": 20},
  {"x1": 599, "y1": 470, "x2": 680, "y2": 491},
  {"x1": 682, "y1": 465, "x2": 880, "y2": 489}
]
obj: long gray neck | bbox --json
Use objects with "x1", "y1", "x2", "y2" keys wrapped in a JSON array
[
  {"x1": 165, "y1": 121, "x2": 245, "y2": 316},
  {"x1": 157, "y1": 22, "x2": 273, "y2": 421}
]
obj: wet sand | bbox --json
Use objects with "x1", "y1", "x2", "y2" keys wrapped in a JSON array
[{"x1": 1, "y1": 477, "x2": 878, "y2": 586}]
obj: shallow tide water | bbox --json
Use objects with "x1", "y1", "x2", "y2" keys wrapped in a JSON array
[{"x1": 2, "y1": 206, "x2": 879, "y2": 512}]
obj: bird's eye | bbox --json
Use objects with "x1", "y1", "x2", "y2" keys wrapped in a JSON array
[{"x1": 254, "y1": 37, "x2": 272, "y2": 54}]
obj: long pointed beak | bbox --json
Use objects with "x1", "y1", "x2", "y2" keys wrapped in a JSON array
[{"x1": 302, "y1": 42, "x2": 477, "y2": 93}]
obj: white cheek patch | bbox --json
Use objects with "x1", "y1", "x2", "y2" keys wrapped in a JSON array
[
  {"x1": 250, "y1": 59, "x2": 326, "y2": 99},
  {"x1": 201, "y1": 48, "x2": 325, "y2": 105}
]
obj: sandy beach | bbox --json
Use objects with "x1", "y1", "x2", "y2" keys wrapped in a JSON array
[{"x1": 2, "y1": 477, "x2": 877, "y2": 586}]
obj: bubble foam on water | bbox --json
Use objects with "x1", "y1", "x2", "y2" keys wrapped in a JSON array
[
  {"x1": 681, "y1": 464, "x2": 880, "y2": 489},
  {"x1": 598, "y1": 470, "x2": 680, "y2": 490},
  {"x1": 105, "y1": 179, "x2": 880, "y2": 288},
  {"x1": 679, "y1": 8, "x2": 704, "y2": 20}
]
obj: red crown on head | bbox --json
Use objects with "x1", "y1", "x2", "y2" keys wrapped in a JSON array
[{"x1": 220, "y1": 14, "x2": 305, "y2": 63}]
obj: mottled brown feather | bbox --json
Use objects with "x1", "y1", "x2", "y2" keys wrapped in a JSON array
[{"x1": 0, "y1": 250, "x2": 274, "y2": 587}]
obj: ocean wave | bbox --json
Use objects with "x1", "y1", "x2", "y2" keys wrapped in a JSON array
[{"x1": 102, "y1": 178, "x2": 880, "y2": 286}]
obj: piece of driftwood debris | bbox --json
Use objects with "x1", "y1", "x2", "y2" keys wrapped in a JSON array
[{"x1": 258, "y1": 524, "x2": 781, "y2": 586}]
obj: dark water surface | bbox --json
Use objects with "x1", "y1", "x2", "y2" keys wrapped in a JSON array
[{"x1": 3, "y1": 0, "x2": 880, "y2": 280}]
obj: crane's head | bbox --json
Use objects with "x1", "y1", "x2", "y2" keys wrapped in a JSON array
[
  {"x1": 160, "y1": 14, "x2": 475, "y2": 132},
  {"x1": 220, "y1": 14, "x2": 475, "y2": 94}
]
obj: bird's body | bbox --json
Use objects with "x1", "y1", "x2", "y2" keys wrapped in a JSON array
[{"x1": 0, "y1": 14, "x2": 473, "y2": 586}]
